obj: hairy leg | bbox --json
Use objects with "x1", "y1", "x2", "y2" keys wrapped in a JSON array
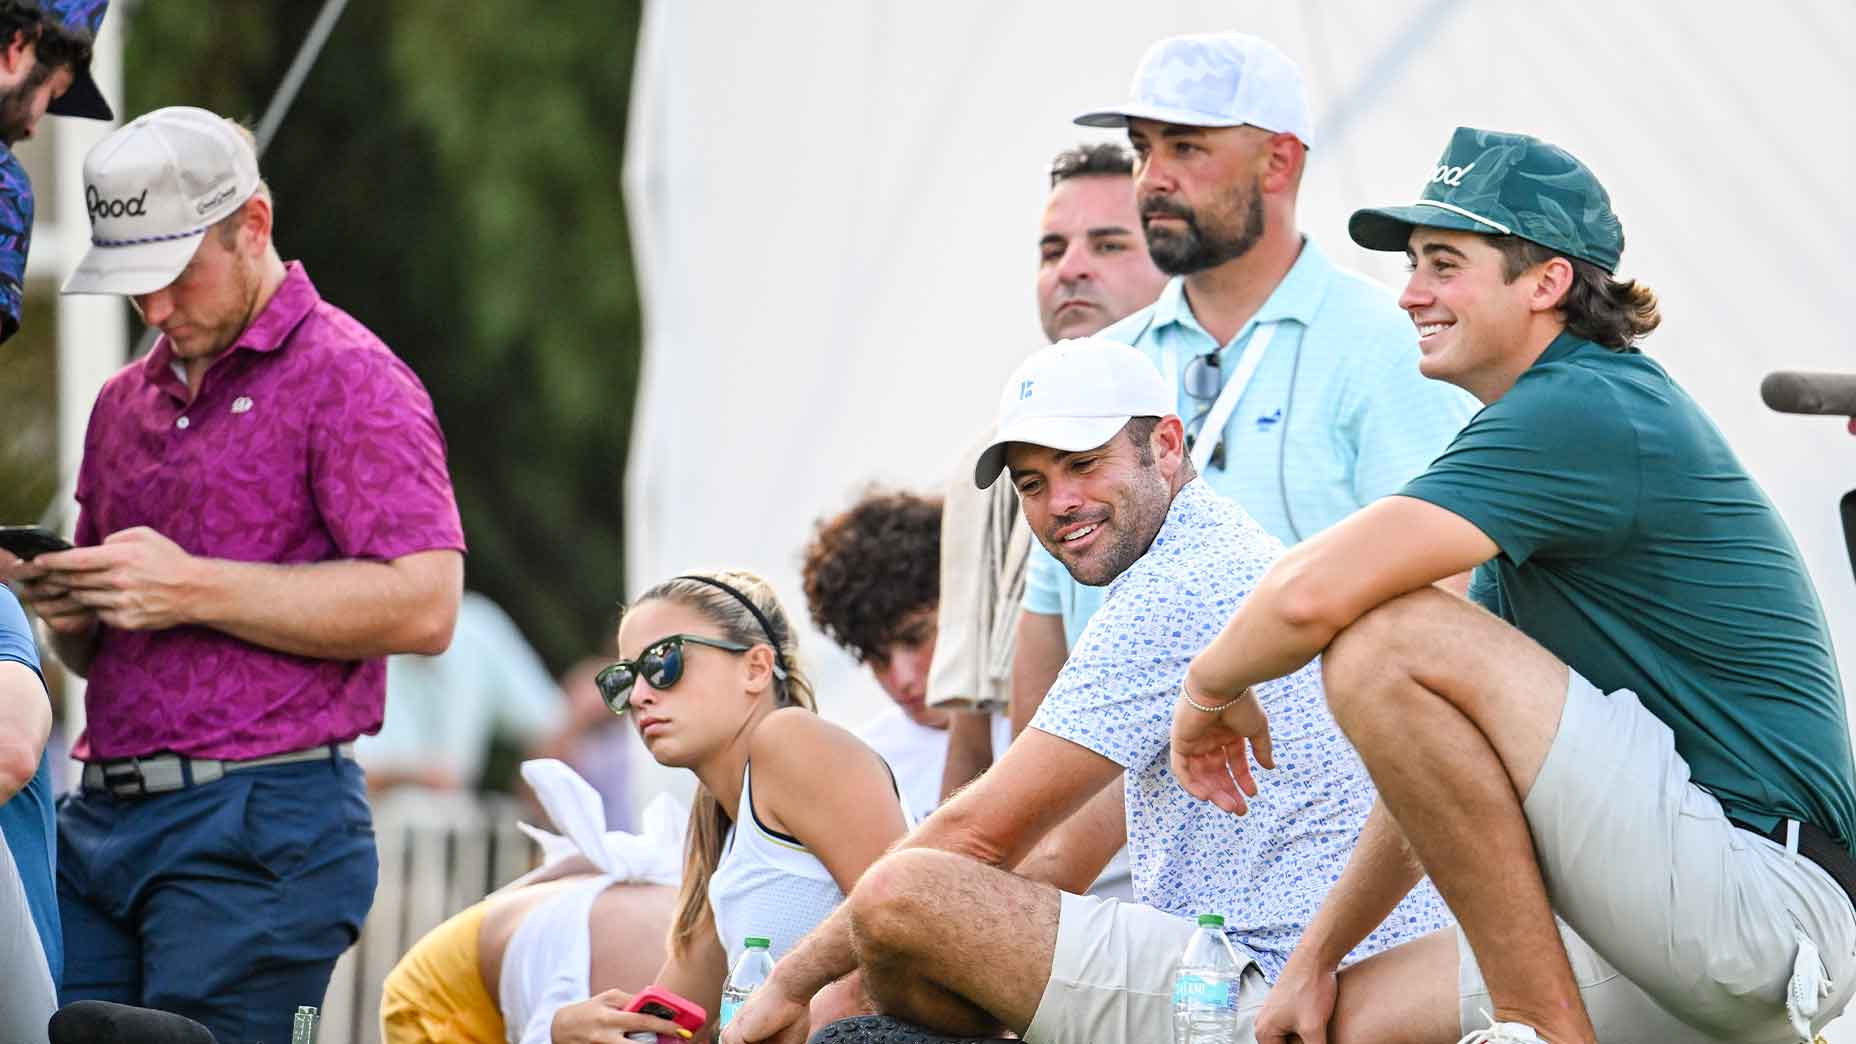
[
  {"x1": 1323, "y1": 587, "x2": 1591, "y2": 1043},
  {"x1": 848, "y1": 848, "x2": 1059, "y2": 1035}
]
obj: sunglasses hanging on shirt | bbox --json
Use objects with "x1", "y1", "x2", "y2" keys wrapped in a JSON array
[
  {"x1": 1166, "y1": 323, "x2": 1284, "y2": 479},
  {"x1": 1182, "y1": 351, "x2": 1228, "y2": 471}
]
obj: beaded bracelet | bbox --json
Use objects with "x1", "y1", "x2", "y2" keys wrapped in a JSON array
[{"x1": 1181, "y1": 685, "x2": 1250, "y2": 713}]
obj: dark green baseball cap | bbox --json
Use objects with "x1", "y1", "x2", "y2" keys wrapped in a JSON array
[{"x1": 1349, "y1": 127, "x2": 1623, "y2": 272}]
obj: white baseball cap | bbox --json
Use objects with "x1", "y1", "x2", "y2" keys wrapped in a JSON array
[
  {"x1": 973, "y1": 338, "x2": 1173, "y2": 489},
  {"x1": 62, "y1": 107, "x2": 262, "y2": 296},
  {"x1": 1074, "y1": 32, "x2": 1314, "y2": 148}
]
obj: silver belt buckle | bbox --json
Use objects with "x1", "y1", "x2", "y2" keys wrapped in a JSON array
[
  {"x1": 100, "y1": 757, "x2": 148, "y2": 797},
  {"x1": 99, "y1": 754, "x2": 193, "y2": 795}
]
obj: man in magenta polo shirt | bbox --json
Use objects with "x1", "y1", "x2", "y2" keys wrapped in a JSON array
[{"x1": 5, "y1": 106, "x2": 465, "y2": 1042}]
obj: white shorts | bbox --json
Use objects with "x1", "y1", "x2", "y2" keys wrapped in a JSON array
[
  {"x1": 1025, "y1": 891, "x2": 1267, "y2": 1043},
  {"x1": 1459, "y1": 669, "x2": 1856, "y2": 1041}
]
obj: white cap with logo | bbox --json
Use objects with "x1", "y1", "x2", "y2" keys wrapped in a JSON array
[
  {"x1": 62, "y1": 106, "x2": 262, "y2": 296},
  {"x1": 973, "y1": 337, "x2": 1173, "y2": 489},
  {"x1": 1074, "y1": 32, "x2": 1313, "y2": 148}
]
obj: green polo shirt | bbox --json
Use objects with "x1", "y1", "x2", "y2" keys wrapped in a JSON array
[{"x1": 1401, "y1": 332, "x2": 1856, "y2": 850}]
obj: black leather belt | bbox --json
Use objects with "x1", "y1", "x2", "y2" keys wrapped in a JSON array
[{"x1": 1731, "y1": 817, "x2": 1856, "y2": 912}]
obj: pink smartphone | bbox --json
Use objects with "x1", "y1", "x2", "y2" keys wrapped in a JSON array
[{"x1": 624, "y1": 985, "x2": 706, "y2": 1042}]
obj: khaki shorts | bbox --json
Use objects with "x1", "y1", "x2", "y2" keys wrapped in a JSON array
[
  {"x1": 1025, "y1": 891, "x2": 1268, "y2": 1043},
  {"x1": 1458, "y1": 670, "x2": 1856, "y2": 1042}
]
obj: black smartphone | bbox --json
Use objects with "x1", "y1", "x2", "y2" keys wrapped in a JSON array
[{"x1": 0, "y1": 525, "x2": 73, "y2": 560}]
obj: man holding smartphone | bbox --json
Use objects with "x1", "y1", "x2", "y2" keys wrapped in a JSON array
[
  {"x1": 4, "y1": 106, "x2": 465, "y2": 1043},
  {"x1": 0, "y1": 5, "x2": 112, "y2": 1040}
]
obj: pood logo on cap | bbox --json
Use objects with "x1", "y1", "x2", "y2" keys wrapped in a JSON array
[
  {"x1": 1429, "y1": 161, "x2": 1476, "y2": 188},
  {"x1": 86, "y1": 185, "x2": 148, "y2": 220}
]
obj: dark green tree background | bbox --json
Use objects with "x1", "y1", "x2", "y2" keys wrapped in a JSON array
[{"x1": 110, "y1": 0, "x2": 646, "y2": 670}]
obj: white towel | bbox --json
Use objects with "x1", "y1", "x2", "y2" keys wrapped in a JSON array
[
  {"x1": 500, "y1": 759, "x2": 687, "y2": 1044},
  {"x1": 515, "y1": 758, "x2": 685, "y2": 885}
]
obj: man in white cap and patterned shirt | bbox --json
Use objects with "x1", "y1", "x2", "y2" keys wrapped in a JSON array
[
  {"x1": 723, "y1": 339, "x2": 1448, "y2": 1044},
  {"x1": 1012, "y1": 32, "x2": 1476, "y2": 747},
  {"x1": 3, "y1": 106, "x2": 465, "y2": 1042}
]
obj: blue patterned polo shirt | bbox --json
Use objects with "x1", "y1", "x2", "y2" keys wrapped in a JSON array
[
  {"x1": 1028, "y1": 479, "x2": 1451, "y2": 979},
  {"x1": 0, "y1": 146, "x2": 33, "y2": 343}
]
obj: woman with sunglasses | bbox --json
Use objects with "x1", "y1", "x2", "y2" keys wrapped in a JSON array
[{"x1": 551, "y1": 570, "x2": 909, "y2": 1043}]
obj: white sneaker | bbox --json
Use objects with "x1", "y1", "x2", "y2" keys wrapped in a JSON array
[{"x1": 1456, "y1": 1011, "x2": 1549, "y2": 1044}]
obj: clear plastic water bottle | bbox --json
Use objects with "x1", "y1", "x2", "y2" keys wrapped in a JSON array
[
  {"x1": 287, "y1": 1005, "x2": 320, "y2": 1044},
  {"x1": 719, "y1": 935, "x2": 775, "y2": 1027},
  {"x1": 1173, "y1": 914, "x2": 1242, "y2": 1044}
]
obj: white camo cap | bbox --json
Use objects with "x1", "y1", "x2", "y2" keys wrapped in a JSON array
[
  {"x1": 973, "y1": 338, "x2": 1173, "y2": 489},
  {"x1": 1075, "y1": 32, "x2": 1313, "y2": 148},
  {"x1": 62, "y1": 107, "x2": 262, "y2": 296}
]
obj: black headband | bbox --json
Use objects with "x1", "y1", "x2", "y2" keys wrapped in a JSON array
[{"x1": 675, "y1": 574, "x2": 789, "y2": 680}]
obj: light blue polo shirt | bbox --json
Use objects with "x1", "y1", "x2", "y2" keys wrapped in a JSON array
[{"x1": 1024, "y1": 238, "x2": 1478, "y2": 645}]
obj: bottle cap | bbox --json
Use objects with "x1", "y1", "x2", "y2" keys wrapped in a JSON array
[
  {"x1": 1196, "y1": 913, "x2": 1225, "y2": 927},
  {"x1": 745, "y1": 936, "x2": 771, "y2": 949}
]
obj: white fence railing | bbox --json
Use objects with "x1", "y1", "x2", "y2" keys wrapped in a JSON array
[{"x1": 319, "y1": 788, "x2": 537, "y2": 1044}]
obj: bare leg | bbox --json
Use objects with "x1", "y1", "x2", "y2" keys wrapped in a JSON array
[
  {"x1": 1328, "y1": 930, "x2": 1463, "y2": 1044},
  {"x1": 1322, "y1": 588, "x2": 1592, "y2": 1043},
  {"x1": 847, "y1": 848, "x2": 1059, "y2": 1036}
]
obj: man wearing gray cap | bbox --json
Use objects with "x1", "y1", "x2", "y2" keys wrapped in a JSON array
[
  {"x1": 1008, "y1": 32, "x2": 1476, "y2": 787},
  {"x1": 723, "y1": 339, "x2": 1448, "y2": 1044},
  {"x1": 4, "y1": 106, "x2": 465, "y2": 1042},
  {"x1": 1174, "y1": 129, "x2": 1856, "y2": 1043}
]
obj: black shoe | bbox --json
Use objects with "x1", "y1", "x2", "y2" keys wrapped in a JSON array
[
  {"x1": 807, "y1": 1014, "x2": 1016, "y2": 1043},
  {"x1": 49, "y1": 1000, "x2": 218, "y2": 1044}
]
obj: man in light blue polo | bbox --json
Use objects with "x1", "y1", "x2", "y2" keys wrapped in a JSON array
[{"x1": 1015, "y1": 32, "x2": 1477, "y2": 655}]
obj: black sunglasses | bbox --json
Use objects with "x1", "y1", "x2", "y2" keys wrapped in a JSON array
[
  {"x1": 1183, "y1": 350, "x2": 1222, "y2": 402},
  {"x1": 595, "y1": 634, "x2": 755, "y2": 715},
  {"x1": 1181, "y1": 351, "x2": 1228, "y2": 470}
]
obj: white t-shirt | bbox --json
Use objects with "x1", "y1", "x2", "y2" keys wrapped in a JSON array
[{"x1": 854, "y1": 707, "x2": 1012, "y2": 824}]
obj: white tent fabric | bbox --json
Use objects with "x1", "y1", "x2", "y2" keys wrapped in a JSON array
[{"x1": 623, "y1": 10, "x2": 1856, "y2": 1028}]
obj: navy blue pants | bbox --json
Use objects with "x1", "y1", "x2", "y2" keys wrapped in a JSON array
[{"x1": 57, "y1": 756, "x2": 377, "y2": 1044}]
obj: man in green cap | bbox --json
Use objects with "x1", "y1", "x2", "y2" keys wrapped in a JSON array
[{"x1": 1168, "y1": 126, "x2": 1856, "y2": 1043}]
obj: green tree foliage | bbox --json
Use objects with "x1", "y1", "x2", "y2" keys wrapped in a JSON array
[
  {"x1": 0, "y1": 295, "x2": 59, "y2": 528},
  {"x1": 121, "y1": 0, "x2": 644, "y2": 672}
]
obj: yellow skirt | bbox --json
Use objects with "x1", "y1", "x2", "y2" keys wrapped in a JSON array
[{"x1": 379, "y1": 901, "x2": 506, "y2": 1044}]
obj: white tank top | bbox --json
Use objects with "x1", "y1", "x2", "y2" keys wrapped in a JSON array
[{"x1": 706, "y1": 761, "x2": 845, "y2": 960}]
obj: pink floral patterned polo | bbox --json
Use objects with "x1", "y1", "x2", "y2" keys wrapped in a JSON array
[{"x1": 72, "y1": 262, "x2": 466, "y2": 761}]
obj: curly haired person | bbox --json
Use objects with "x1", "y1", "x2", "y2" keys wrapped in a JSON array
[{"x1": 801, "y1": 491, "x2": 1010, "y2": 821}]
